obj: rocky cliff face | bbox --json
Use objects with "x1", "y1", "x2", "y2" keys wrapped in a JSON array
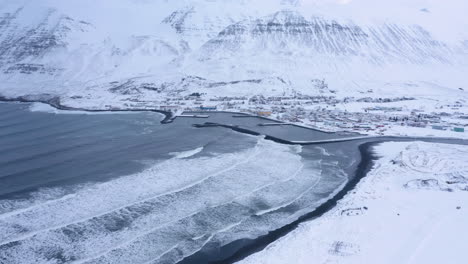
[
  {"x1": 0, "y1": 7, "x2": 90, "y2": 75},
  {"x1": 201, "y1": 10, "x2": 455, "y2": 65}
]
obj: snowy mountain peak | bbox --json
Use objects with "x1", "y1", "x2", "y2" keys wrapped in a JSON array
[
  {"x1": 0, "y1": 0, "x2": 467, "y2": 108},
  {"x1": 199, "y1": 9, "x2": 455, "y2": 67},
  {"x1": 268, "y1": 10, "x2": 305, "y2": 23},
  {"x1": 162, "y1": 6, "x2": 195, "y2": 34}
]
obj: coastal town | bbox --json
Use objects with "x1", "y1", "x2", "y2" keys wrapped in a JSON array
[{"x1": 119, "y1": 91, "x2": 467, "y2": 138}]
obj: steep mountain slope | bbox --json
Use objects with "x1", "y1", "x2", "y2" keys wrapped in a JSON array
[
  {"x1": 0, "y1": 0, "x2": 467, "y2": 109},
  {"x1": 200, "y1": 10, "x2": 452, "y2": 64}
]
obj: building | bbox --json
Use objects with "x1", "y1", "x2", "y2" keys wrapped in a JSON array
[
  {"x1": 199, "y1": 106, "x2": 217, "y2": 111},
  {"x1": 432, "y1": 125, "x2": 446, "y2": 131},
  {"x1": 257, "y1": 111, "x2": 272, "y2": 117}
]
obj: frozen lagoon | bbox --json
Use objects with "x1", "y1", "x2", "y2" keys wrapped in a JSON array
[{"x1": 0, "y1": 102, "x2": 466, "y2": 264}]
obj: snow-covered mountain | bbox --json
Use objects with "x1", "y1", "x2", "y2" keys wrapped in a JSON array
[{"x1": 0, "y1": 0, "x2": 467, "y2": 108}]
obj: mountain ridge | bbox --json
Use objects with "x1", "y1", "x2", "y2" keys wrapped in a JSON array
[{"x1": 0, "y1": 0, "x2": 466, "y2": 109}]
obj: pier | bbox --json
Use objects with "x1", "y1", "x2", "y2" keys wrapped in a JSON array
[
  {"x1": 178, "y1": 114, "x2": 210, "y2": 118},
  {"x1": 257, "y1": 123, "x2": 290, "y2": 127}
]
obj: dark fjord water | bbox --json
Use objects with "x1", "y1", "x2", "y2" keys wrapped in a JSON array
[
  {"x1": 2, "y1": 102, "x2": 464, "y2": 264},
  {"x1": 0, "y1": 103, "x2": 257, "y2": 198}
]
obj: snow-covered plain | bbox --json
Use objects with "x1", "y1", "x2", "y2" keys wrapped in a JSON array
[{"x1": 238, "y1": 141, "x2": 468, "y2": 264}]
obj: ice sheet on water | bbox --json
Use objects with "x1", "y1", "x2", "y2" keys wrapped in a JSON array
[{"x1": 0, "y1": 138, "x2": 348, "y2": 264}]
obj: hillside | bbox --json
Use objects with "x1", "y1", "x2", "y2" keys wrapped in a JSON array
[{"x1": 0, "y1": 0, "x2": 467, "y2": 111}]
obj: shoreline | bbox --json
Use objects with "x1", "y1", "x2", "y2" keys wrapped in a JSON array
[
  {"x1": 2, "y1": 97, "x2": 465, "y2": 144},
  {"x1": 179, "y1": 141, "x2": 381, "y2": 264},
  {"x1": 236, "y1": 141, "x2": 468, "y2": 264},
  {"x1": 179, "y1": 135, "x2": 468, "y2": 264},
  {"x1": 0, "y1": 96, "x2": 174, "y2": 124},
  {"x1": 193, "y1": 122, "x2": 468, "y2": 146},
  {"x1": 186, "y1": 110, "x2": 348, "y2": 135}
]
